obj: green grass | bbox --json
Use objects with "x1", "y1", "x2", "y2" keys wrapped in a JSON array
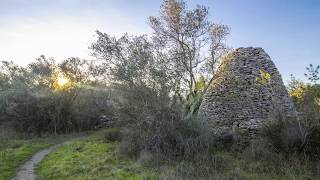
[
  {"x1": 0, "y1": 136, "x2": 70, "y2": 180},
  {"x1": 37, "y1": 130, "x2": 158, "y2": 180},
  {"x1": 36, "y1": 129, "x2": 317, "y2": 180}
]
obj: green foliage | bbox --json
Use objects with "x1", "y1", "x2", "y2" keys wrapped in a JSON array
[
  {"x1": 260, "y1": 114, "x2": 320, "y2": 162},
  {"x1": 288, "y1": 76, "x2": 320, "y2": 126},
  {"x1": 288, "y1": 75, "x2": 307, "y2": 104},
  {"x1": 88, "y1": 2, "x2": 229, "y2": 178},
  {"x1": 256, "y1": 69, "x2": 271, "y2": 85},
  {"x1": 3, "y1": 0, "x2": 319, "y2": 179},
  {"x1": 290, "y1": 65, "x2": 320, "y2": 127},
  {"x1": 88, "y1": 1, "x2": 230, "y2": 166},
  {"x1": 0, "y1": 57, "x2": 113, "y2": 136},
  {"x1": 194, "y1": 75, "x2": 206, "y2": 92},
  {"x1": 91, "y1": 24, "x2": 213, "y2": 162},
  {"x1": 262, "y1": 116, "x2": 306, "y2": 156},
  {"x1": 184, "y1": 91, "x2": 204, "y2": 118},
  {"x1": 298, "y1": 85, "x2": 320, "y2": 126},
  {"x1": 149, "y1": 0, "x2": 229, "y2": 93},
  {"x1": 31, "y1": 130, "x2": 317, "y2": 180}
]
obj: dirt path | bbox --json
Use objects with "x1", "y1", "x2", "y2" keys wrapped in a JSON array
[{"x1": 12, "y1": 143, "x2": 66, "y2": 180}]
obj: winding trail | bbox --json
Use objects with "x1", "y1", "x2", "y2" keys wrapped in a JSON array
[{"x1": 12, "y1": 143, "x2": 66, "y2": 180}]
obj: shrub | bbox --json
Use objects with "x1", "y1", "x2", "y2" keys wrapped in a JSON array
[
  {"x1": 262, "y1": 115, "x2": 306, "y2": 156},
  {"x1": 0, "y1": 59, "x2": 114, "y2": 135},
  {"x1": 114, "y1": 82, "x2": 212, "y2": 162},
  {"x1": 304, "y1": 125, "x2": 320, "y2": 160},
  {"x1": 104, "y1": 128, "x2": 122, "y2": 142},
  {"x1": 261, "y1": 114, "x2": 320, "y2": 161},
  {"x1": 287, "y1": 78, "x2": 320, "y2": 160},
  {"x1": 119, "y1": 107, "x2": 211, "y2": 161}
]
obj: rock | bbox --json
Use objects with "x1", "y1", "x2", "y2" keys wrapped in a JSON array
[{"x1": 199, "y1": 47, "x2": 296, "y2": 138}]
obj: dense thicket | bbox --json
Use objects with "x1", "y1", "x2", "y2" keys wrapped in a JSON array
[{"x1": 0, "y1": 56, "x2": 113, "y2": 136}]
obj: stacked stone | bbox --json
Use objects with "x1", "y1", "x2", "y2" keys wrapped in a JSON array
[{"x1": 199, "y1": 47, "x2": 296, "y2": 138}]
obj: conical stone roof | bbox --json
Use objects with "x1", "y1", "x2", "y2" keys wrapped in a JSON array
[{"x1": 199, "y1": 47, "x2": 296, "y2": 137}]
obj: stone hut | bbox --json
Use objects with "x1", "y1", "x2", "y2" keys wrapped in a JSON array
[{"x1": 199, "y1": 47, "x2": 296, "y2": 138}]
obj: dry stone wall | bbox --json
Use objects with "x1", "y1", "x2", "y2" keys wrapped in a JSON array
[{"x1": 199, "y1": 47, "x2": 296, "y2": 138}]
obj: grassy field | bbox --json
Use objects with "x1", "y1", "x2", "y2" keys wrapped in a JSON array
[
  {"x1": 1, "y1": 129, "x2": 315, "y2": 180},
  {"x1": 36, "y1": 129, "x2": 316, "y2": 180},
  {"x1": 37, "y1": 130, "x2": 157, "y2": 180},
  {"x1": 0, "y1": 135, "x2": 70, "y2": 180}
]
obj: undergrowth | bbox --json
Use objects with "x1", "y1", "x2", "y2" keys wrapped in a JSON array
[{"x1": 35, "y1": 128, "x2": 320, "y2": 180}]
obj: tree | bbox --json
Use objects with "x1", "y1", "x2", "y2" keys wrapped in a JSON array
[
  {"x1": 207, "y1": 24, "x2": 230, "y2": 75},
  {"x1": 288, "y1": 74, "x2": 320, "y2": 126},
  {"x1": 27, "y1": 55, "x2": 56, "y2": 89},
  {"x1": 149, "y1": 0, "x2": 229, "y2": 94},
  {"x1": 288, "y1": 74, "x2": 306, "y2": 105},
  {"x1": 0, "y1": 56, "x2": 111, "y2": 135},
  {"x1": 305, "y1": 64, "x2": 319, "y2": 84},
  {"x1": 59, "y1": 57, "x2": 88, "y2": 83},
  {"x1": 91, "y1": 32, "x2": 177, "y2": 92},
  {"x1": 0, "y1": 61, "x2": 26, "y2": 88}
]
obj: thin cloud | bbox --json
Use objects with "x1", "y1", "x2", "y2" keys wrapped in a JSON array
[{"x1": 0, "y1": 3, "x2": 150, "y2": 66}]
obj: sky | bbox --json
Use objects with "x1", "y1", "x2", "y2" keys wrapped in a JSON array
[{"x1": 0, "y1": 0, "x2": 319, "y2": 82}]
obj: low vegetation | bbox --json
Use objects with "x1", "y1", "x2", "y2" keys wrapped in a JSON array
[
  {"x1": 0, "y1": 56, "x2": 114, "y2": 136},
  {"x1": 0, "y1": 136, "x2": 69, "y2": 179},
  {"x1": 35, "y1": 129, "x2": 318, "y2": 179},
  {"x1": 37, "y1": 130, "x2": 157, "y2": 180}
]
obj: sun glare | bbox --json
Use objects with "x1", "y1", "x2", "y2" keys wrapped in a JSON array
[
  {"x1": 57, "y1": 75, "x2": 69, "y2": 87},
  {"x1": 52, "y1": 71, "x2": 73, "y2": 91}
]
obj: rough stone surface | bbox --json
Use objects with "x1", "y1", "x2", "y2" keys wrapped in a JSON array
[{"x1": 199, "y1": 47, "x2": 296, "y2": 138}]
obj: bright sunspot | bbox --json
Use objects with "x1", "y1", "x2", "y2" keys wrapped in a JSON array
[{"x1": 57, "y1": 75, "x2": 69, "y2": 87}]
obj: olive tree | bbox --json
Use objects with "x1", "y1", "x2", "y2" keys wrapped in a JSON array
[
  {"x1": 149, "y1": 0, "x2": 229, "y2": 94},
  {"x1": 0, "y1": 56, "x2": 111, "y2": 136}
]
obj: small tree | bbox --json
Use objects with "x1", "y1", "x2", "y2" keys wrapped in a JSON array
[
  {"x1": 288, "y1": 74, "x2": 320, "y2": 126},
  {"x1": 304, "y1": 64, "x2": 319, "y2": 84}
]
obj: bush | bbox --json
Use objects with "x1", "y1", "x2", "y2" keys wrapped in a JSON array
[
  {"x1": 287, "y1": 78, "x2": 320, "y2": 160},
  {"x1": 304, "y1": 125, "x2": 320, "y2": 160},
  {"x1": 114, "y1": 82, "x2": 212, "y2": 162},
  {"x1": 0, "y1": 59, "x2": 114, "y2": 135},
  {"x1": 262, "y1": 115, "x2": 306, "y2": 156},
  {"x1": 104, "y1": 128, "x2": 122, "y2": 142},
  {"x1": 261, "y1": 114, "x2": 320, "y2": 161},
  {"x1": 119, "y1": 107, "x2": 211, "y2": 161}
]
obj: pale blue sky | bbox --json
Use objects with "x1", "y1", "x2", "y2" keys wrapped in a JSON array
[{"x1": 0, "y1": 0, "x2": 319, "y2": 82}]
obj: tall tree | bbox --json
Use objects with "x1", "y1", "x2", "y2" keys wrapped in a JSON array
[{"x1": 149, "y1": 0, "x2": 229, "y2": 94}]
